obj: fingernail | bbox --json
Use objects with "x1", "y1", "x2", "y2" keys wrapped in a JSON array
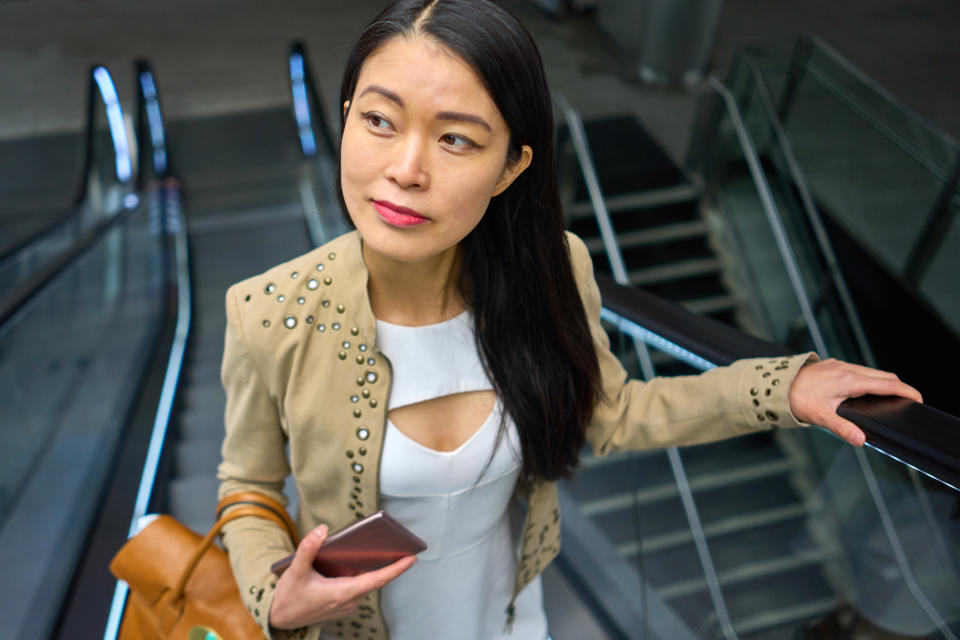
[{"x1": 315, "y1": 525, "x2": 328, "y2": 537}]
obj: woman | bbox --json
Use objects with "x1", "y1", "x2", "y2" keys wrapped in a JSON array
[{"x1": 217, "y1": 1, "x2": 921, "y2": 639}]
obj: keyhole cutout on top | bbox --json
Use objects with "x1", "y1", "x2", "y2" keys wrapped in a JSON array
[{"x1": 388, "y1": 390, "x2": 497, "y2": 453}]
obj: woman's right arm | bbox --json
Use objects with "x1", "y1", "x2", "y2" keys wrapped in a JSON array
[
  {"x1": 218, "y1": 284, "x2": 416, "y2": 638},
  {"x1": 218, "y1": 283, "x2": 297, "y2": 637}
]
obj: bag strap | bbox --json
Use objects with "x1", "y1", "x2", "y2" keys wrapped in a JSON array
[
  {"x1": 169, "y1": 494, "x2": 299, "y2": 602},
  {"x1": 216, "y1": 491, "x2": 300, "y2": 544}
]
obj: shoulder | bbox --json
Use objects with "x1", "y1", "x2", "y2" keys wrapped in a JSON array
[
  {"x1": 224, "y1": 231, "x2": 367, "y2": 348},
  {"x1": 563, "y1": 230, "x2": 590, "y2": 261},
  {"x1": 226, "y1": 231, "x2": 361, "y2": 308},
  {"x1": 562, "y1": 230, "x2": 599, "y2": 299},
  {"x1": 563, "y1": 230, "x2": 593, "y2": 276}
]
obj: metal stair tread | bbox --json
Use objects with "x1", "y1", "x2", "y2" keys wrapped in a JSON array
[
  {"x1": 627, "y1": 257, "x2": 722, "y2": 285},
  {"x1": 175, "y1": 438, "x2": 224, "y2": 477},
  {"x1": 654, "y1": 545, "x2": 840, "y2": 600},
  {"x1": 617, "y1": 503, "x2": 808, "y2": 556},
  {"x1": 575, "y1": 432, "x2": 785, "y2": 478},
  {"x1": 732, "y1": 597, "x2": 838, "y2": 636},
  {"x1": 580, "y1": 457, "x2": 796, "y2": 516},
  {"x1": 179, "y1": 410, "x2": 226, "y2": 440},
  {"x1": 168, "y1": 474, "x2": 220, "y2": 529},
  {"x1": 583, "y1": 220, "x2": 708, "y2": 253},
  {"x1": 567, "y1": 183, "x2": 700, "y2": 218}
]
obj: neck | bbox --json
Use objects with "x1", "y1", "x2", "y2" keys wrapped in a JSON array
[{"x1": 363, "y1": 242, "x2": 465, "y2": 326}]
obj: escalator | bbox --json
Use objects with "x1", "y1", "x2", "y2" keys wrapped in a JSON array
[
  {"x1": 159, "y1": 42, "x2": 353, "y2": 538},
  {"x1": 0, "y1": 63, "x2": 164, "y2": 640},
  {"x1": 2, "y1": 37, "x2": 958, "y2": 640}
]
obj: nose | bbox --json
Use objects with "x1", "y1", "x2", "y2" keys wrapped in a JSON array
[{"x1": 385, "y1": 135, "x2": 429, "y2": 190}]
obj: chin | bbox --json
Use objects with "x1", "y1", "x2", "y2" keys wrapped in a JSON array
[{"x1": 359, "y1": 227, "x2": 458, "y2": 265}]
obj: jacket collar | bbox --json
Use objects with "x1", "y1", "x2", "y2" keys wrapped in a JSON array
[{"x1": 323, "y1": 230, "x2": 379, "y2": 346}]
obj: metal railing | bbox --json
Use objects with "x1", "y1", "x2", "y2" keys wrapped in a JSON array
[
  {"x1": 697, "y1": 63, "x2": 959, "y2": 638},
  {"x1": 555, "y1": 92, "x2": 737, "y2": 640}
]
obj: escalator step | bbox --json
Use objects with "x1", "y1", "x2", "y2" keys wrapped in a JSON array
[
  {"x1": 175, "y1": 437, "x2": 224, "y2": 478},
  {"x1": 168, "y1": 475, "x2": 220, "y2": 534}
]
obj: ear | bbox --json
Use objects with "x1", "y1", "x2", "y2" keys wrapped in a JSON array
[
  {"x1": 492, "y1": 145, "x2": 533, "y2": 197},
  {"x1": 343, "y1": 100, "x2": 351, "y2": 118}
]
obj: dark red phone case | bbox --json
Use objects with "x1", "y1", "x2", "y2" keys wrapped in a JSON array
[{"x1": 270, "y1": 511, "x2": 426, "y2": 577}]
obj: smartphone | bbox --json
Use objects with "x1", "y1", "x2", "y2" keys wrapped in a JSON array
[{"x1": 270, "y1": 511, "x2": 426, "y2": 578}]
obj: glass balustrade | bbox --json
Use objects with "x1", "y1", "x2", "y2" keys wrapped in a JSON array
[
  {"x1": 0, "y1": 195, "x2": 163, "y2": 639},
  {"x1": 758, "y1": 38, "x2": 960, "y2": 337},
  {"x1": 560, "y1": 53, "x2": 960, "y2": 634},
  {"x1": 566, "y1": 309, "x2": 960, "y2": 639},
  {"x1": 0, "y1": 66, "x2": 135, "y2": 300}
]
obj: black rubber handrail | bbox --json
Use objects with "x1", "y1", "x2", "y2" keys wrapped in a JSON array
[
  {"x1": 597, "y1": 273, "x2": 960, "y2": 491},
  {"x1": 0, "y1": 64, "x2": 130, "y2": 266},
  {"x1": 0, "y1": 201, "x2": 139, "y2": 330},
  {"x1": 54, "y1": 60, "x2": 179, "y2": 638},
  {"x1": 135, "y1": 59, "x2": 170, "y2": 188},
  {"x1": 289, "y1": 41, "x2": 337, "y2": 158},
  {"x1": 597, "y1": 274, "x2": 784, "y2": 363}
]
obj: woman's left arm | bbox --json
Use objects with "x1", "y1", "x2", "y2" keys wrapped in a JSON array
[
  {"x1": 565, "y1": 231, "x2": 923, "y2": 454},
  {"x1": 787, "y1": 358, "x2": 922, "y2": 446}
]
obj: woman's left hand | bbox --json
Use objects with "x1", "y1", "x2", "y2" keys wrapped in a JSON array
[{"x1": 788, "y1": 358, "x2": 923, "y2": 446}]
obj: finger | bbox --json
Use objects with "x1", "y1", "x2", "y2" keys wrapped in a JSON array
[
  {"x1": 834, "y1": 362, "x2": 900, "y2": 380},
  {"x1": 290, "y1": 524, "x2": 328, "y2": 576},
  {"x1": 851, "y1": 376, "x2": 923, "y2": 404},
  {"x1": 341, "y1": 555, "x2": 418, "y2": 598},
  {"x1": 823, "y1": 414, "x2": 866, "y2": 447}
]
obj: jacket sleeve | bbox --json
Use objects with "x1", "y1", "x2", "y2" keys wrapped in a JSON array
[
  {"x1": 217, "y1": 284, "x2": 298, "y2": 639},
  {"x1": 565, "y1": 232, "x2": 817, "y2": 457}
]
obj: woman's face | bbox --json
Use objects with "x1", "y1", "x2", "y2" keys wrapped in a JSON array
[{"x1": 340, "y1": 34, "x2": 532, "y2": 265}]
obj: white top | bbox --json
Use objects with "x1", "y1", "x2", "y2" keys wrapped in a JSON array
[{"x1": 348, "y1": 311, "x2": 546, "y2": 640}]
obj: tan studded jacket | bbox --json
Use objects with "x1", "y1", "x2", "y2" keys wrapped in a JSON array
[{"x1": 217, "y1": 230, "x2": 813, "y2": 640}]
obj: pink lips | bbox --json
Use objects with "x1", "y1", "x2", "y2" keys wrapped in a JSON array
[{"x1": 373, "y1": 201, "x2": 428, "y2": 227}]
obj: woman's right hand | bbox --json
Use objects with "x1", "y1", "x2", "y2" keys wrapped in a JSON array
[{"x1": 268, "y1": 524, "x2": 418, "y2": 629}]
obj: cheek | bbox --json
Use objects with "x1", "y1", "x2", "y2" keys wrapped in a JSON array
[
  {"x1": 447, "y1": 166, "x2": 503, "y2": 217},
  {"x1": 339, "y1": 127, "x2": 375, "y2": 198}
]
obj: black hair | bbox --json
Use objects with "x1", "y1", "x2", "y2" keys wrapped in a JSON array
[{"x1": 338, "y1": 0, "x2": 601, "y2": 481}]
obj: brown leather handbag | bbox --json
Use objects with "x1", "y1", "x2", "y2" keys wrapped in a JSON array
[{"x1": 109, "y1": 492, "x2": 300, "y2": 639}]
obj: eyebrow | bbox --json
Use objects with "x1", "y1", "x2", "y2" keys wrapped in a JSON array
[
  {"x1": 359, "y1": 85, "x2": 403, "y2": 106},
  {"x1": 435, "y1": 111, "x2": 492, "y2": 132},
  {"x1": 358, "y1": 84, "x2": 492, "y2": 132}
]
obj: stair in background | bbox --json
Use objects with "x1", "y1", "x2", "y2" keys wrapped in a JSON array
[{"x1": 558, "y1": 113, "x2": 840, "y2": 637}]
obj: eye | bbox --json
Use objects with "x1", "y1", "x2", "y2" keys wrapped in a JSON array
[
  {"x1": 440, "y1": 133, "x2": 476, "y2": 149},
  {"x1": 362, "y1": 112, "x2": 393, "y2": 132}
]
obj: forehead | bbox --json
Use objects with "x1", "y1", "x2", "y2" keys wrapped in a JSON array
[{"x1": 354, "y1": 34, "x2": 504, "y2": 125}]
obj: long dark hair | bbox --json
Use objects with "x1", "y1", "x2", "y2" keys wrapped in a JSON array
[{"x1": 339, "y1": 0, "x2": 601, "y2": 481}]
